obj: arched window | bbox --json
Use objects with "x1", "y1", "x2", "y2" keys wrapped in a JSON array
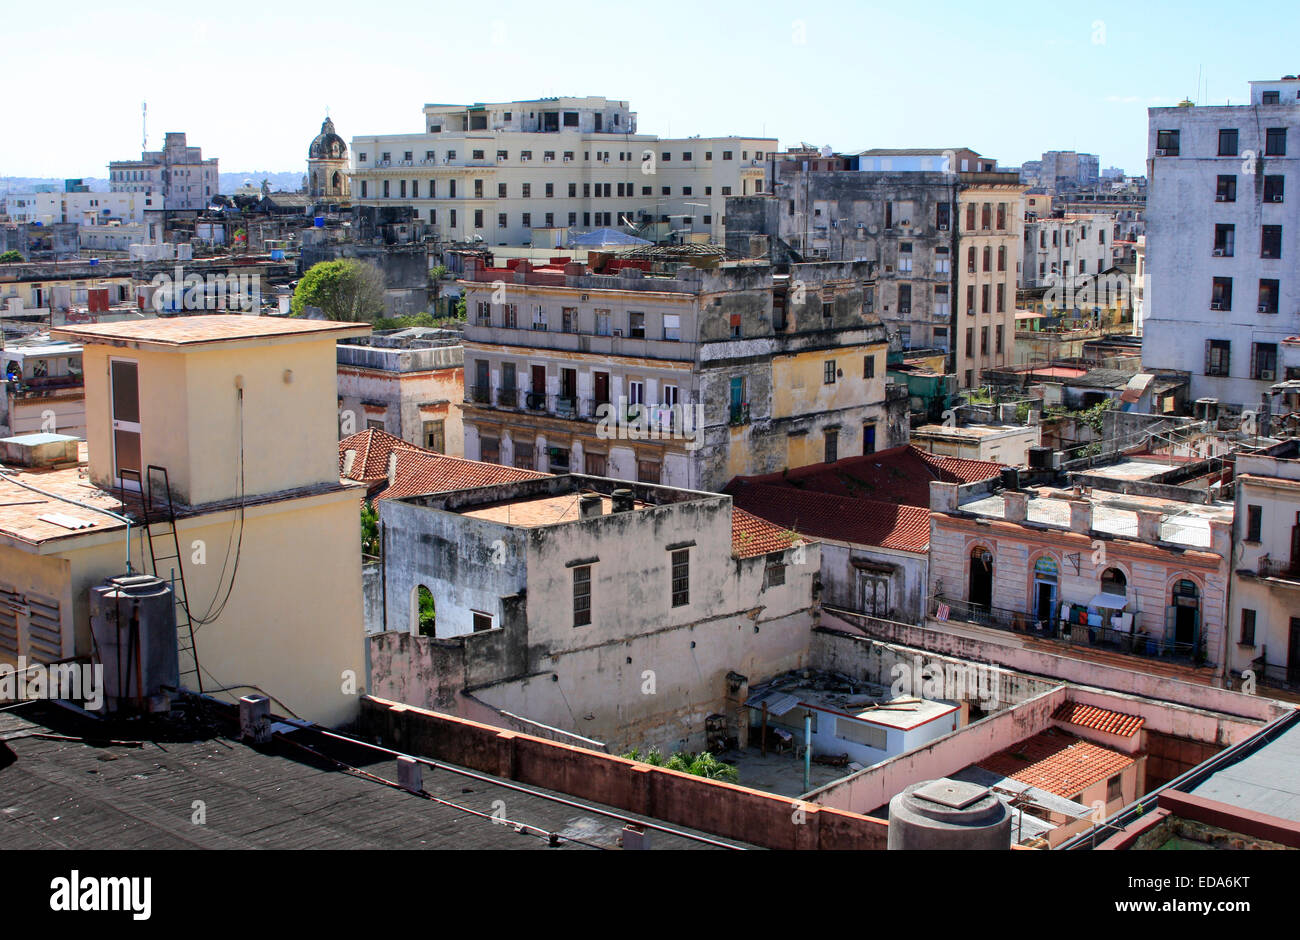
[
  {"x1": 1169, "y1": 579, "x2": 1200, "y2": 651},
  {"x1": 1100, "y1": 567, "x2": 1127, "y2": 596},
  {"x1": 331, "y1": 170, "x2": 342, "y2": 192}
]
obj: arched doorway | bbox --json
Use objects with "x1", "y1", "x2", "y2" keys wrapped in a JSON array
[
  {"x1": 1170, "y1": 579, "x2": 1200, "y2": 651},
  {"x1": 411, "y1": 584, "x2": 436, "y2": 636},
  {"x1": 968, "y1": 546, "x2": 993, "y2": 610}
]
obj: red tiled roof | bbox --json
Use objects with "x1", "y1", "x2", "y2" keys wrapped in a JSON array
[
  {"x1": 727, "y1": 445, "x2": 1004, "y2": 510},
  {"x1": 725, "y1": 480, "x2": 930, "y2": 553},
  {"x1": 338, "y1": 428, "x2": 544, "y2": 499},
  {"x1": 1052, "y1": 702, "x2": 1145, "y2": 738},
  {"x1": 731, "y1": 507, "x2": 803, "y2": 559},
  {"x1": 339, "y1": 428, "x2": 424, "y2": 481},
  {"x1": 978, "y1": 728, "x2": 1134, "y2": 799}
]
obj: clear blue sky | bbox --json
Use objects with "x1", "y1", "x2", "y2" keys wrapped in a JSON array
[{"x1": 5, "y1": 0, "x2": 1299, "y2": 179}]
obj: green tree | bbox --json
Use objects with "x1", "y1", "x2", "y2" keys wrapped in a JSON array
[
  {"x1": 292, "y1": 258, "x2": 386, "y2": 322},
  {"x1": 453, "y1": 294, "x2": 467, "y2": 320},
  {"x1": 0, "y1": 250, "x2": 23, "y2": 263},
  {"x1": 360, "y1": 501, "x2": 380, "y2": 556},
  {"x1": 416, "y1": 586, "x2": 436, "y2": 635},
  {"x1": 427, "y1": 264, "x2": 449, "y2": 313}
]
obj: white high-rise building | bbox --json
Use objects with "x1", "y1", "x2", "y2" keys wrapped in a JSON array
[
  {"x1": 1143, "y1": 77, "x2": 1300, "y2": 406},
  {"x1": 349, "y1": 96, "x2": 774, "y2": 246}
]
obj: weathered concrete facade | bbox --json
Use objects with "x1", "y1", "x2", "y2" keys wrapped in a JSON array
[
  {"x1": 458, "y1": 257, "x2": 902, "y2": 491},
  {"x1": 337, "y1": 328, "x2": 464, "y2": 453},
  {"x1": 370, "y1": 474, "x2": 820, "y2": 752}
]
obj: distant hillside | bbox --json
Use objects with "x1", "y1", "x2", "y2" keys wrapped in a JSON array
[
  {"x1": 1, "y1": 177, "x2": 110, "y2": 195},
  {"x1": 219, "y1": 171, "x2": 304, "y2": 195}
]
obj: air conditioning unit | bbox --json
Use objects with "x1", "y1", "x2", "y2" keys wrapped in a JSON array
[
  {"x1": 1155, "y1": 149, "x2": 1168, "y2": 156},
  {"x1": 1215, "y1": 193, "x2": 1228, "y2": 201},
  {"x1": 938, "y1": 223, "x2": 949, "y2": 231},
  {"x1": 612, "y1": 328, "x2": 623, "y2": 336},
  {"x1": 1212, "y1": 248, "x2": 1225, "y2": 256},
  {"x1": 544, "y1": 156, "x2": 553, "y2": 162},
  {"x1": 1211, "y1": 302, "x2": 1224, "y2": 310},
  {"x1": 603, "y1": 157, "x2": 610, "y2": 164},
  {"x1": 1261, "y1": 369, "x2": 1276, "y2": 381},
  {"x1": 1259, "y1": 304, "x2": 1272, "y2": 312},
  {"x1": 1271, "y1": 194, "x2": 1285, "y2": 202},
  {"x1": 563, "y1": 156, "x2": 572, "y2": 163}
]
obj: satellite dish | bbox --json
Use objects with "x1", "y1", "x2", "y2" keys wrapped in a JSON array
[{"x1": 820, "y1": 145, "x2": 833, "y2": 158}]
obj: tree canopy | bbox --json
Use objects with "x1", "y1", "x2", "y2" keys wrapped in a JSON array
[{"x1": 292, "y1": 258, "x2": 386, "y2": 321}]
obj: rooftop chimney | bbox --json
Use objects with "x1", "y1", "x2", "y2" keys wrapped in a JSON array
[
  {"x1": 1137, "y1": 509, "x2": 1162, "y2": 543},
  {"x1": 1069, "y1": 499, "x2": 1092, "y2": 534},
  {"x1": 1004, "y1": 491, "x2": 1028, "y2": 523},
  {"x1": 579, "y1": 493, "x2": 604, "y2": 520}
]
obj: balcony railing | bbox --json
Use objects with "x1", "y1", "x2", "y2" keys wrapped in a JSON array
[
  {"x1": 524, "y1": 390, "x2": 548, "y2": 412},
  {"x1": 466, "y1": 385, "x2": 490, "y2": 404},
  {"x1": 1251, "y1": 656, "x2": 1300, "y2": 692},
  {"x1": 1257, "y1": 557, "x2": 1300, "y2": 582},
  {"x1": 931, "y1": 595, "x2": 1197, "y2": 663},
  {"x1": 496, "y1": 387, "x2": 519, "y2": 407},
  {"x1": 728, "y1": 402, "x2": 750, "y2": 426},
  {"x1": 6, "y1": 375, "x2": 84, "y2": 399}
]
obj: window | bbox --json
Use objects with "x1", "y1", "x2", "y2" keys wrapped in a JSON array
[
  {"x1": 966, "y1": 327, "x2": 974, "y2": 356},
  {"x1": 474, "y1": 209, "x2": 484, "y2": 228},
  {"x1": 1205, "y1": 339, "x2": 1231, "y2": 376},
  {"x1": 473, "y1": 612, "x2": 493, "y2": 633},
  {"x1": 996, "y1": 283, "x2": 1005, "y2": 313},
  {"x1": 1263, "y1": 90, "x2": 1281, "y2": 105},
  {"x1": 982, "y1": 246, "x2": 991, "y2": 272},
  {"x1": 980, "y1": 326, "x2": 989, "y2": 355},
  {"x1": 663, "y1": 314, "x2": 680, "y2": 341},
  {"x1": 573, "y1": 565, "x2": 592, "y2": 626},
  {"x1": 1156, "y1": 129, "x2": 1180, "y2": 155},
  {"x1": 1213, "y1": 223, "x2": 1235, "y2": 256},
  {"x1": 628, "y1": 311, "x2": 646, "y2": 339},
  {"x1": 981, "y1": 203, "x2": 991, "y2": 230},
  {"x1": 965, "y1": 203, "x2": 976, "y2": 231},
  {"x1": 1262, "y1": 225, "x2": 1282, "y2": 259},
  {"x1": 864, "y1": 355, "x2": 875, "y2": 379},
  {"x1": 1266, "y1": 127, "x2": 1288, "y2": 156},
  {"x1": 1211, "y1": 277, "x2": 1232, "y2": 310},
  {"x1": 897, "y1": 284, "x2": 911, "y2": 314},
  {"x1": 1251, "y1": 343, "x2": 1278, "y2": 381},
  {"x1": 480, "y1": 436, "x2": 499, "y2": 464},
  {"x1": 1259, "y1": 278, "x2": 1280, "y2": 313},
  {"x1": 545, "y1": 183, "x2": 554, "y2": 198},
  {"x1": 671, "y1": 550, "x2": 690, "y2": 607},
  {"x1": 1240, "y1": 609, "x2": 1257, "y2": 646},
  {"x1": 997, "y1": 245, "x2": 1006, "y2": 272},
  {"x1": 1218, "y1": 129, "x2": 1239, "y2": 156},
  {"x1": 522, "y1": 212, "x2": 531, "y2": 227},
  {"x1": 995, "y1": 324, "x2": 1004, "y2": 353},
  {"x1": 498, "y1": 212, "x2": 507, "y2": 229},
  {"x1": 764, "y1": 553, "x2": 786, "y2": 588},
  {"x1": 824, "y1": 428, "x2": 838, "y2": 463},
  {"x1": 1264, "y1": 175, "x2": 1285, "y2": 202},
  {"x1": 981, "y1": 283, "x2": 990, "y2": 314},
  {"x1": 996, "y1": 203, "x2": 1006, "y2": 230},
  {"x1": 1246, "y1": 505, "x2": 1262, "y2": 542},
  {"x1": 1107, "y1": 775, "x2": 1122, "y2": 803},
  {"x1": 721, "y1": 186, "x2": 732, "y2": 196},
  {"x1": 824, "y1": 360, "x2": 837, "y2": 384},
  {"x1": 966, "y1": 284, "x2": 975, "y2": 314},
  {"x1": 967, "y1": 246, "x2": 976, "y2": 273}
]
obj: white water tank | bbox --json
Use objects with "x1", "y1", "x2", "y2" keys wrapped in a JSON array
[
  {"x1": 88, "y1": 573, "x2": 178, "y2": 713},
  {"x1": 887, "y1": 778, "x2": 1012, "y2": 850}
]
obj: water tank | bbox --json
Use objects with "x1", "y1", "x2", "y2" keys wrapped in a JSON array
[
  {"x1": 1000, "y1": 467, "x2": 1020, "y2": 491},
  {"x1": 88, "y1": 574, "x2": 178, "y2": 714},
  {"x1": 887, "y1": 778, "x2": 1012, "y2": 850},
  {"x1": 1027, "y1": 445, "x2": 1053, "y2": 470}
]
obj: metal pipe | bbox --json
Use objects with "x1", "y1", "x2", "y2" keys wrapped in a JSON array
[{"x1": 803, "y1": 709, "x2": 812, "y2": 793}]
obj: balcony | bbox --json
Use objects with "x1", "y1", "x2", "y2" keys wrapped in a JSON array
[
  {"x1": 6, "y1": 374, "x2": 84, "y2": 400},
  {"x1": 1251, "y1": 656, "x2": 1300, "y2": 693},
  {"x1": 495, "y1": 387, "x2": 519, "y2": 407},
  {"x1": 587, "y1": 398, "x2": 611, "y2": 419},
  {"x1": 524, "y1": 390, "x2": 548, "y2": 412},
  {"x1": 466, "y1": 385, "x2": 490, "y2": 404},
  {"x1": 931, "y1": 596, "x2": 1198, "y2": 663},
  {"x1": 1257, "y1": 557, "x2": 1300, "y2": 583}
]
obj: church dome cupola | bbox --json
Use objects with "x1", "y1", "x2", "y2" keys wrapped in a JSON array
[{"x1": 309, "y1": 117, "x2": 347, "y2": 160}]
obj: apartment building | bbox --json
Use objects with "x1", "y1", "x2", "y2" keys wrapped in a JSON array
[
  {"x1": 1020, "y1": 214, "x2": 1114, "y2": 290},
  {"x1": 458, "y1": 253, "x2": 902, "y2": 492},
  {"x1": 1229, "y1": 440, "x2": 1300, "y2": 695},
  {"x1": 109, "y1": 131, "x2": 218, "y2": 210},
  {"x1": 725, "y1": 149, "x2": 1025, "y2": 388},
  {"x1": 350, "y1": 96, "x2": 773, "y2": 246},
  {"x1": 5, "y1": 191, "x2": 152, "y2": 226},
  {"x1": 1143, "y1": 77, "x2": 1300, "y2": 405}
]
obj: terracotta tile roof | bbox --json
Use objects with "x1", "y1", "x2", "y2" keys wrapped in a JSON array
[
  {"x1": 53, "y1": 315, "x2": 369, "y2": 348},
  {"x1": 379, "y1": 448, "x2": 546, "y2": 501},
  {"x1": 725, "y1": 480, "x2": 930, "y2": 553},
  {"x1": 1052, "y1": 702, "x2": 1145, "y2": 738},
  {"x1": 978, "y1": 728, "x2": 1134, "y2": 799},
  {"x1": 731, "y1": 507, "x2": 803, "y2": 559},
  {"x1": 727, "y1": 445, "x2": 1005, "y2": 510},
  {"x1": 339, "y1": 428, "x2": 424, "y2": 482}
]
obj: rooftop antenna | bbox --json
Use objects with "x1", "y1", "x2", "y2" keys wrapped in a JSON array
[{"x1": 142, "y1": 101, "x2": 148, "y2": 150}]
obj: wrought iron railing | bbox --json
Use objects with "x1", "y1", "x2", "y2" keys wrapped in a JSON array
[{"x1": 1258, "y1": 557, "x2": 1300, "y2": 582}]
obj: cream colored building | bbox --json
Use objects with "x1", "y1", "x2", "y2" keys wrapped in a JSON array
[
  {"x1": 1230, "y1": 443, "x2": 1300, "y2": 693},
  {"x1": 350, "y1": 96, "x2": 773, "y2": 246},
  {"x1": 5, "y1": 191, "x2": 153, "y2": 226},
  {"x1": 956, "y1": 173, "x2": 1026, "y2": 388},
  {"x1": 0, "y1": 316, "x2": 370, "y2": 727}
]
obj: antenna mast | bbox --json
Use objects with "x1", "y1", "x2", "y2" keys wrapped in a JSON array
[{"x1": 142, "y1": 101, "x2": 148, "y2": 150}]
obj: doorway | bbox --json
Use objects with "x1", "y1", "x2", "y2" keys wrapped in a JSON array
[
  {"x1": 968, "y1": 547, "x2": 993, "y2": 610},
  {"x1": 110, "y1": 358, "x2": 141, "y2": 489},
  {"x1": 1171, "y1": 579, "x2": 1200, "y2": 650},
  {"x1": 1032, "y1": 556, "x2": 1058, "y2": 631},
  {"x1": 1289, "y1": 618, "x2": 1300, "y2": 684}
]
